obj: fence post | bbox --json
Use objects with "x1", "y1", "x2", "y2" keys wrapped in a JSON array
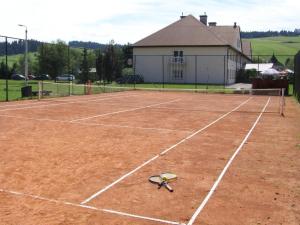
[
  {"x1": 294, "y1": 51, "x2": 300, "y2": 102},
  {"x1": 257, "y1": 56, "x2": 260, "y2": 78},
  {"x1": 195, "y1": 56, "x2": 197, "y2": 90},
  {"x1": 162, "y1": 56, "x2": 165, "y2": 89},
  {"x1": 5, "y1": 37, "x2": 8, "y2": 102},
  {"x1": 223, "y1": 55, "x2": 226, "y2": 89},
  {"x1": 38, "y1": 81, "x2": 42, "y2": 100}
]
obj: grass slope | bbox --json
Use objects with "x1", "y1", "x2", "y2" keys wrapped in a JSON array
[
  {"x1": 246, "y1": 36, "x2": 300, "y2": 63},
  {"x1": 0, "y1": 52, "x2": 37, "y2": 67}
]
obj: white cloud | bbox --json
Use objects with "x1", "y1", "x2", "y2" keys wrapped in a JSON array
[{"x1": 0, "y1": 0, "x2": 299, "y2": 44}]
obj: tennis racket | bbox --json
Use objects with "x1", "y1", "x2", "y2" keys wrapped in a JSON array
[{"x1": 149, "y1": 172, "x2": 177, "y2": 192}]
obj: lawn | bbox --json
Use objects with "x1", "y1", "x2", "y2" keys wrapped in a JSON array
[
  {"x1": 0, "y1": 80, "x2": 296, "y2": 102},
  {"x1": 0, "y1": 52, "x2": 37, "y2": 67},
  {"x1": 245, "y1": 36, "x2": 300, "y2": 64}
]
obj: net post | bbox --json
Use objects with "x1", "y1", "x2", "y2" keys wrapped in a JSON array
[
  {"x1": 38, "y1": 81, "x2": 42, "y2": 100},
  {"x1": 280, "y1": 88, "x2": 285, "y2": 116}
]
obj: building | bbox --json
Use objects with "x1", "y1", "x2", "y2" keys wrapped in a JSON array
[{"x1": 133, "y1": 14, "x2": 252, "y2": 84}]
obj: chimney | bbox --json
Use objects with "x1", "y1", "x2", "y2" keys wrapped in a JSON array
[
  {"x1": 234, "y1": 22, "x2": 237, "y2": 28},
  {"x1": 199, "y1": 13, "x2": 208, "y2": 26},
  {"x1": 180, "y1": 12, "x2": 186, "y2": 19},
  {"x1": 209, "y1": 22, "x2": 217, "y2": 26}
]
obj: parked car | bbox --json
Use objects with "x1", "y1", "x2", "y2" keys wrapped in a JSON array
[
  {"x1": 11, "y1": 74, "x2": 25, "y2": 80},
  {"x1": 55, "y1": 74, "x2": 75, "y2": 82},
  {"x1": 28, "y1": 74, "x2": 36, "y2": 80},
  {"x1": 116, "y1": 75, "x2": 144, "y2": 84},
  {"x1": 34, "y1": 74, "x2": 51, "y2": 80}
]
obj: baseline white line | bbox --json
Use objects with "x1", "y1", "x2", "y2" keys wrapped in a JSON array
[
  {"x1": 70, "y1": 98, "x2": 181, "y2": 122},
  {"x1": 0, "y1": 93, "x2": 139, "y2": 112},
  {"x1": 0, "y1": 189, "x2": 184, "y2": 225},
  {"x1": 187, "y1": 97, "x2": 270, "y2": 225},
  {"x1": 80, "y1": 97, "x2": 252, "y2": 204},
  {"x1": 0, "y1": 114, "x2": 191, "y2": 133},
  {"x1": 102, "y1": 208, "x2": 185, "y2": 225}
]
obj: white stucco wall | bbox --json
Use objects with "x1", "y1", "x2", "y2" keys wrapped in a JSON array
[{"x1": 133, "y1": 46, "x2": 249, "y2": 84}]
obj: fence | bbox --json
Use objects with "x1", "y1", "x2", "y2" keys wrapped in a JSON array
[
  {"x1": 294, "y1": 51, "x2": 300, "y2": 102},
  {"x1": 0, "y1": 35, "x2": 99, "y2": 101},
  {"x1": 0, "y1": 34, "x2": 296, "y2": 101},
  {"x1": 132, "y1": 54, "x2": 294, "y2": 90}
]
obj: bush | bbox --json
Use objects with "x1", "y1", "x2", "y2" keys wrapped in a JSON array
[{"x1": 236, "y1": 69, "x2": 257, "y2": 83}]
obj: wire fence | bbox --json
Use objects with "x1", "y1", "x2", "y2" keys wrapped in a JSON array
[
  {"x1": 0, "y1": 34, "x2": 296, "y2": 101},
  {"x1": 294, "y1": 51, "x2": 300, "y2": 103}
]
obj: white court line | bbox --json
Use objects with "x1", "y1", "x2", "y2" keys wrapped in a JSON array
[
  {"x1": 0, "y1": 91, "x2": 136, "y2": 108},
  {"x1": 187, "y1": 97, "x2": 270, "y2": 225},
  {"x1": 0, "y1": 114, "x2": 191, "y2": 133},
  {"x1": 0, "y1": 93, "x2": 139, "y2": 112},
  {"x1": 80, "y1": 97, "x2": 252, "y2": 204},
  {"x1": 0, "y1": 189, "x2": 184, "y2": 225},
  {"x1": 0, "y1": 100, "x2": 52, "y2": 108},
  {"x1": 70, "y1": 98, "x2": 181, "y2": 122}
]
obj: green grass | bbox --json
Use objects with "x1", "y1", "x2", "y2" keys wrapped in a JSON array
[
  {"x1": 1, "y1": 80, "x2": 296, "y2": 102},
  {"x1": 0, "y1": 79, "x2": 39, "y2": 101},
  {"x1": 245, "y1": 36, "x2": 300, "y2": 64},
  {"x1": 0, "y1": 52, "x2": 37, "y2": 67}
]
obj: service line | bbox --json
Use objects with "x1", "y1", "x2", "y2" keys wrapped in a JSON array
[
  {"x1": 0, "y1": 114, "x2": 191, "y2": 133},
  {"x1": 70, "y1": 98, "x2": 181, "y2": 122},
  {"x1": 187, "y1": 97, "x2": 270, "y2": 225},
  {"x1": 80, "y1": 97, "x2": 252, "y2": 204}
]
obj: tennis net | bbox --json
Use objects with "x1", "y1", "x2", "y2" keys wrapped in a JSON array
[{"x1": 38, "y1": 82, "x2": 285, "y2": 115}]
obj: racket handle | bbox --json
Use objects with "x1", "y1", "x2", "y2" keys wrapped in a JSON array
[{"x1": 165, "y1": 183, "x2": 173, "y2": 192}]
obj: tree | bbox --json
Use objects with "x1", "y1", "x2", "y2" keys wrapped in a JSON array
[
  {"x1": 79, "y1": 48, "x2": 90, "y2": 83},
  {"x1": 0, "y1": 61, "x2": 7, "y2": 79},
  {"x1": 95, "y1": 50, "x2": 104, "y2": 82},
  {"x1": 122, "y1": 43, "x2": 133, "y2": 68},
  {"x1": 37, "y1": 41, "x2": 68, "y2": 79},
  {"x1": 103, "y1": 41, "x2": 115, "y2": 83},
  {"x1": 270, "y1": 53, "x2": 283, "y2": 68}
]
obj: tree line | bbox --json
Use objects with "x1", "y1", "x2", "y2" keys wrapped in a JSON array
[
  {"x1": 0, "y1": 40, "x2": 133, "y2": 83},
  {"x1": 0, "y1": 39, "x2": 129, "y2": 56},
  {"x1": 241, "y1": 29, "x2": 300, "y2": 39}
]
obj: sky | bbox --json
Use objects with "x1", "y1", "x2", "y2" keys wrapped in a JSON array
[{"x1": 0, "y1": 0, "x2": 299, "y2": 44}]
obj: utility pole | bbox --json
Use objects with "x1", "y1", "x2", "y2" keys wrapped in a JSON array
[{"x1": 18, "y1": 24, "x2": 28, "y2": 86}]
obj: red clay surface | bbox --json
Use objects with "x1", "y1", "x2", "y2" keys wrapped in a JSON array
[{"x1": 0, "y1": 91, "x2": 299, "y2": 225}]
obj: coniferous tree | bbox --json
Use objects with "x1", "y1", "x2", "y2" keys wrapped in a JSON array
[
  {"x1": 80, "y1": 48, "x2": 90, "y2": 83},
  {"x1": 95, "y1": 50, "x2": 104, "y2": 83}
]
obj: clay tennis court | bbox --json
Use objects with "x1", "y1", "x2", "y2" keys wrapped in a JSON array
[{"x1": 0, "y1": 89, "x2": 299, "y2": 225}]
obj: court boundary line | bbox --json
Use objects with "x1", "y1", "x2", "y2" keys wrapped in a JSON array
[
  {"x1": 0, "y1": 188, "x2": 184, "y2": 225},
  {"x1": 80, "y1": 97, "x2": 252, "y2": 204},
  {"x1": 187, "y1": 97, "x2": 271, "y2": 225},
  {"x1": 70, "y1": 98, "x2": 181, "y2": 122},
  {"x1": 0, "y1": 93, "x2": 140, "y2": 112},
  {"x1": 0, "y1": 114, "x2": 192, "y2": 133}
]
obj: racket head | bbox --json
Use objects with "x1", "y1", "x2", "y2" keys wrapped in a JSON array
[
  {"x1": 149, "y1": 175, "x2": 163, "y2": 185},
  {"x1": 160, "y1": 172, "x2": 177, "y2": 182}
]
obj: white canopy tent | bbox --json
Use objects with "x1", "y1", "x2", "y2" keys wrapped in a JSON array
[
  {"x1": 245, "y1": 63, "x2": 273, "y2": 72},
  {"x1": 261, "y1": 68, "x2": 280, "y2": 75}
]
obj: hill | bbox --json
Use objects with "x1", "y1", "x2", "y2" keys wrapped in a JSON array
[{"x1": 245, "y1": 36, "x2": 300, "y2": 64}]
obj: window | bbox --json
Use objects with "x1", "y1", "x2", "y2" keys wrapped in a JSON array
[
  {"x1": 172, "y1": 69, "x2": 183, "y2": 80},
  {"x1": 173, "y1": 50, "x2": 183, "y2": 63}
]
